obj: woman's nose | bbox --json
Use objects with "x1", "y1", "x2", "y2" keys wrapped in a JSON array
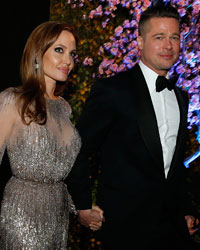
[{"x1": 63, "y1": 54, "x2": 72, "y2": 65}]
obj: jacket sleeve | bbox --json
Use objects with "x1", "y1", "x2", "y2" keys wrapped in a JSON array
[{"x1": 67, "y1": 79, "x2": 116, "y2": 209}]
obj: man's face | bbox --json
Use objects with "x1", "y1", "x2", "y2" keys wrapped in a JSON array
[{"x1": 137, "y1": 17, "x2": 180, "y2": 76}]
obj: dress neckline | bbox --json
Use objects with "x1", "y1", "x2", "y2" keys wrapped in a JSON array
[{"x1": 45, "y1": 96, "x2": 62, "y2": 102}]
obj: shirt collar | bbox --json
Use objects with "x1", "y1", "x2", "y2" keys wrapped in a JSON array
[{"x1": 138, "y1": 60, "x2": 169, "y2": 94}]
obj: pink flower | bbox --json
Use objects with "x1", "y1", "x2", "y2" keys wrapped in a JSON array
[
  {"x1": 114, "y1": 26, "x2": 123, "y2": 36},
  {"x1": 110, "y1": 47, "x2": 118, "y2": 56},
  {"x1": 83, "y1": 57, "x2": 93, "y2": 66}
]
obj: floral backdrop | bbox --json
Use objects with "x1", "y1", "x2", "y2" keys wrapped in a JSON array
[{"x1": 50, "y1": 0, "x2": 200, "y2": 249}]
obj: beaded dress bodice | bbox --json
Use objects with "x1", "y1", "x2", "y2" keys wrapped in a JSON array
[{"x1": 0, "y1": 88, "x2": 81, "y2": 249}]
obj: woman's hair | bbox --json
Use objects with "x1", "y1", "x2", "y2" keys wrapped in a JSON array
[{"x1": 17, "y1": 21, "x2": 78, "y2": 125}]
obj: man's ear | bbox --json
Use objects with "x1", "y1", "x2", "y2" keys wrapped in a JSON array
[{"x1": 137, "y1": 36, "x2": 143, "y2": 50}]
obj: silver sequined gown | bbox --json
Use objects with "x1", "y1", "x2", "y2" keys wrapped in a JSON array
[{"x1": 0, "y1": 88, "x2": 81, "y2": 250}]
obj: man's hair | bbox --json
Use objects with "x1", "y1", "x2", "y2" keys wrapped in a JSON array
[{"x1": 138, "y1": 2, "x2": 180, "y2": 36}]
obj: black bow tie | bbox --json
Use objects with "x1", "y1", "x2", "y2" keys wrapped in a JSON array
[{"x1": 156, "y1": 75, "x2": 174, "y2": 92}]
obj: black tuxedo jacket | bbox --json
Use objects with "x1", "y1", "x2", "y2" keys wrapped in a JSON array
[{"x1": 67, "y1": 64, "x2": 195, "y2": 248}]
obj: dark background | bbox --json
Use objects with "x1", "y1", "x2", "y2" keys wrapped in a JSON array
[{"x1": 1, "y1": 0, "x2": 50, "y2": 91}]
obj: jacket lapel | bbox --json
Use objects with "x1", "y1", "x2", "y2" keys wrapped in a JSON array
[{"x1": 129, "y1": 65, "x2": 165, "y2": 176}]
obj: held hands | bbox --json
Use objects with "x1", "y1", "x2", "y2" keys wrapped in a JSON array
[
  {"x1": 89, "y1": 205, "x2": 105, "y2": 231},
  {"x1": 78, "y1": 205, "x2": 105, "y2": 231},
  {"x1": 184, "y1": 215, "x2": 199, "y2": 235}
]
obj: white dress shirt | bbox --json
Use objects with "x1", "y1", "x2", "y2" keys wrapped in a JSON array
[{"x1": 139, "y1": 61, "x2": 180, "y2": 177}]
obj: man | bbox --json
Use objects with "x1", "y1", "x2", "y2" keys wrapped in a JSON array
[{"x1": 67, "y1": 2, "x2": 198, "y2": 249}]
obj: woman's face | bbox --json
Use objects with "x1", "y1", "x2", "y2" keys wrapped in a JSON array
[{"x1": 42, "y1": 30, "x2": 76, "y2": 85}]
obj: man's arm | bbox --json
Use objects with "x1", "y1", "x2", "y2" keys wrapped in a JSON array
[{"x1": 67, "y1": 79, "x2": 116, "y2": 226}]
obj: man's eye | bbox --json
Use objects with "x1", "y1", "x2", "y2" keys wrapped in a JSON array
[
  {"x1": 156, "y1": 36, "x2": 163, "y2": 40},
  {"x1": 171, "y1": 36, "x2": 180, "y2": 41},
  {"x1": 54, "y1": 47, "x2": 63, "y2": 53}
]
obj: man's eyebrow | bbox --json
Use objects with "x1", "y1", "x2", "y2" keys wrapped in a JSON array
[{"x1": 152, "y1": 32, "x2": 180, "y2": 37}]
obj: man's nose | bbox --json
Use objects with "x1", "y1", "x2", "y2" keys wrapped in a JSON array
[{"x1": 164, "y1": 38, "x2": 173, "y2": 49}]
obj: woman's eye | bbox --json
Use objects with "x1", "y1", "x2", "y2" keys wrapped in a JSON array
[
  {"x1": 71, "y1": 52, "x2": 78, "y2": 63},
  {"x1": 70, "y1": 51, "x2": 77, "y2": 58},
  {"x1": 54, "y1": 47, "x2": 63, "y2": 53}
]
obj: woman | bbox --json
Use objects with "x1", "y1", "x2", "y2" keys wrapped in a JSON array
[{"x1": 0, "y1": 21, "x2": 81, "y2": 249}]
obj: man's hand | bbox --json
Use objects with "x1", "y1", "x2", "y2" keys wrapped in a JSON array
[
  {"x1": 78, "y1": 205, "x2": 104, "y2": 231},
  {"x1": 185, "y1": 215, "x2": 199, "y2": 235}
]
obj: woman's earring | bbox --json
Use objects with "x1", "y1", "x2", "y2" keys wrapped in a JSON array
[{"x1": 35, "y1": 63, "x2": 39, "y2": 69}]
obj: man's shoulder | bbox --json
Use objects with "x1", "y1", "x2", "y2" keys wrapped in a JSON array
[
  {"x1": 96, "y1": 64, "x2": 140, "y2": 88},
  {"x1": 175, "y1": 85, "x2": 189, "y2": 103}
]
